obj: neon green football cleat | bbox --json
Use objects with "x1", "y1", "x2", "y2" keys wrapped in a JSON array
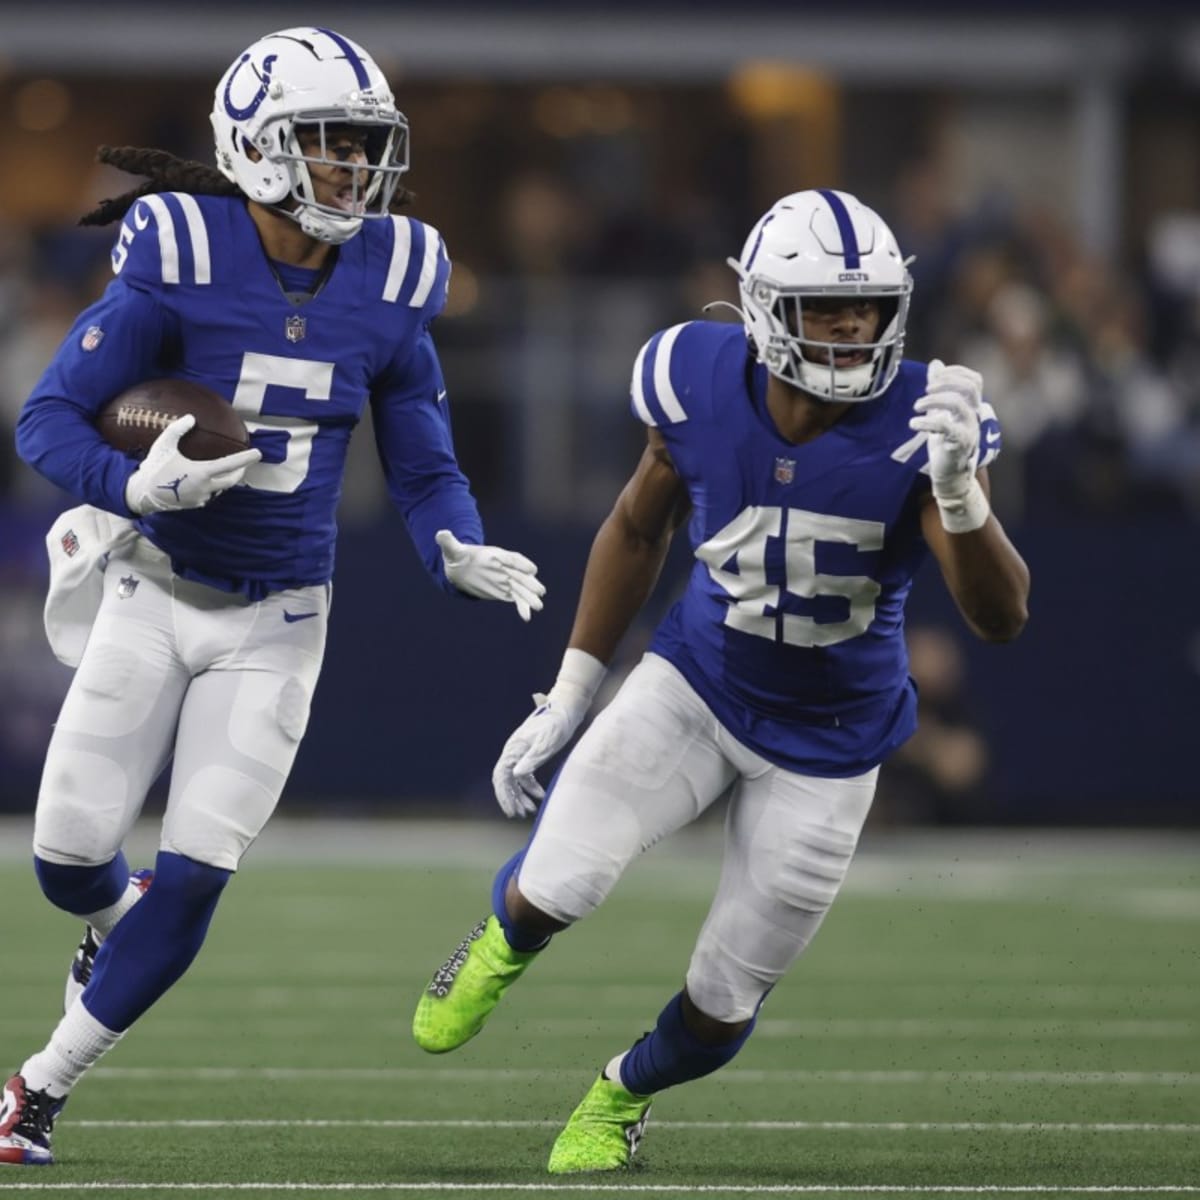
[
  {"x1": 546, "y1": 1073, "x2": 653, "y2": 1174},
  {"x1": 412, "y1": 915, "x2": 540, "y2": 1053}
]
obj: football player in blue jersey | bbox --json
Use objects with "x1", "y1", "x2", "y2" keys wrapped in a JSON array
[
  {"x1": 0, "y1": 28, "x2": 544, "y2": 1167},
  {"x1": 411, "y1": 189, "x2": 1030, "y2": 1173}
]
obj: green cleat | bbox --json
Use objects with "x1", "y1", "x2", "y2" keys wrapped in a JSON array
[
  {"x1": 546, "y1": 1073, "x2": 653, "y2": 1174},
  {"x1": 412, "y1": 915, "x2": 540, "y2": 1053}
]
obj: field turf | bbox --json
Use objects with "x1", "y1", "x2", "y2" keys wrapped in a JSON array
[{"x1": 2, "y1": 819, "x2": 1198, "y2": 1197}]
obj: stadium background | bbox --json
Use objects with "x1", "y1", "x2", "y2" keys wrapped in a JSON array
[
  {"x1": 0, "y1": 5, "x2": 1197, "y2": 1195},
  {"x1": 0, "y1": 0, "x2": 1197, "y2": 826}
]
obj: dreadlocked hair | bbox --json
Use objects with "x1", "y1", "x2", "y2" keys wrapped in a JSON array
[
  {"x1": 79, "y1": 147, "x2": 238, "y2": 226},
  {"x1": 79, "y1": 145, "x2": 414, "y2": 227}
]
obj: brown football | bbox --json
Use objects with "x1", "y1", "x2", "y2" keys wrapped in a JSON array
[{"x1": 96, "y1": 379, "x2": 251, "y2": 461}]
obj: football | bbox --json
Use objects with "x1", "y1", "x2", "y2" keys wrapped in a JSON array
[{"x1": 95, "y1": 378, "x2": 251, "y2": 461}]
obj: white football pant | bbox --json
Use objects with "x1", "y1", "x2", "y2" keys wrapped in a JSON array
[
  {"x1": 518, "y1": 653, "x2": 878, "y2": 1023},
  {"x1": 34, "y1": 535, "x2": 327, "y2": 872}
]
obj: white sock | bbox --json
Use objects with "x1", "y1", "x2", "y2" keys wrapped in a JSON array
[
  {"x1": 21, "y1": 1001, "x2": 123, "y2": 1099},
  {"x1": 603, "y1": 1051, "x2": 627, "y2": 1085},
  {"x1": 86, "y1": 878, "x2": 146, "y2": 941}
]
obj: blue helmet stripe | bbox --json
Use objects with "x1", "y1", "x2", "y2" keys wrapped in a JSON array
[
  {"x1": 743, "y1": 213, "x2": 776, "y2": 271},
  {"x1": 315, "y1": 27, "x2": 371, "y2": 89},
  {"x1": 816, "y1": 189, "x2": 861, "y2": 269}
]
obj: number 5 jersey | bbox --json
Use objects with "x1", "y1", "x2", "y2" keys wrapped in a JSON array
[
  {"x1": 17, "y1": 193, "x2": 483, "y2": 601},
  {"x1": 632, "y1": 320, "x2": 1002, "y2": 778}
]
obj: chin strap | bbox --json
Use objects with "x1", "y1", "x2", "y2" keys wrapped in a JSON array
[{"x1": 294, "y1": 206, "x2": 362, "y2": 246}]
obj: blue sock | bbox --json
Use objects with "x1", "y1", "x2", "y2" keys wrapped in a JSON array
[
  {"x1": 490, "y1": 850, "x2": 550, "y2": 953},
  {"x1": 83, "y1": 850, "x2": 231, "y2": 1032},
  {"x1": 35, "y1": 853, "x2": 131, "y2": 916},
  {"x1": 618, "y1": 991, "x2": 757, "y2": 1095}
]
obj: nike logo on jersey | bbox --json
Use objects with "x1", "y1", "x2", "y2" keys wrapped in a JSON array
[
  {"x1": 985, "y1": 429, "x2": 1001, "y2": 445},
  {"x1": 436, "y1": 389, "x2": 447, "y2": 403},
  {"x1": 282, "y1": 610, "x2": 319, "y2": 623}
]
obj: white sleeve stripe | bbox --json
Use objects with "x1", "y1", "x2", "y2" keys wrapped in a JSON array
[
  {"x1": 171, "y1": 193, "x2": 211, "y2": 285},
  {"x1": 979, "y1": 400, "x2": 998, "y2": 424},
  {"x1": 653, "y1": 323, "x2": 689, "y2": 423},
  {"x1": 408, "y1": 225, "x2": 441, "y2": 308},
  {"x1": 630, "y1": 341, "x2": 654, "y2": 425},
  {"x1": 141, "y1": 195, "x2": 179, "y2": 285},
  {"x1": 382, "y1": 216, "x2": 412, "y2": 302}
]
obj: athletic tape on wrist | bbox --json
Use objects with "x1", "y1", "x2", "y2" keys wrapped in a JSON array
[
  {"x1": 555, "y1": 647, "x2": 607, "y2": 704},
  {"x1": 936, "y1": 477, "x2": 990, "y2": 534}
]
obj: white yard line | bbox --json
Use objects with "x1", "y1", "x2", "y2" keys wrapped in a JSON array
[
  {"x1": 7, "y1": 1018, "x2": 1190, "y2": 1041},
  {"x1": 90, "y1": 1066, "x2": 1200, "y2": 1085},
  {"x1": 67, "y1": 1118, "x2": 1200, "y2": 1133},
  {"x1": 1, "y1": 1182, "x2": 1198, "y2": 1194}
]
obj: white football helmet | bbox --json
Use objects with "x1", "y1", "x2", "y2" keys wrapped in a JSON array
[
  {"x1": 211, "y1": 27, "x2": 409, "y2": 245},
  {"x1": 728, "y1": 189, "x2": 913, "y2": 402}
]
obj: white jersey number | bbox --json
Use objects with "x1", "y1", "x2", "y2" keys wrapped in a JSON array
[
  {"x1": 695, "y1": 506, "x2": 884, "y2": 648},
  {"x1": 231, "y1": 353, "x2": 334, "y2": 494}
]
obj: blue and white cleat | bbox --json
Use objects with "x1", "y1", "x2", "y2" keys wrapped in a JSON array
[
  {"x1": 64, "y1": 868, "x2": 154, "y2": 1011},
  {"x1": 0, "y1": 1075, "x2": 63, "y2": 1166}
]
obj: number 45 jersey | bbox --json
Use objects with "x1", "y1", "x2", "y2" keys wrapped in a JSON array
[{"x1": 633, "y1": 320, "x2": 1002, "y2": 778}]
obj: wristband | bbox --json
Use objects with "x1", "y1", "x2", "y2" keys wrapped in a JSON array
[
  {"x1": 935, "y1": 476, "x2": 990, "y2": 534},
  {"x1": 552, "y1": 647, "x2": 608, "y2": 705}
]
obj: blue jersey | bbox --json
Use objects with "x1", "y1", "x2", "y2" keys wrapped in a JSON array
[
  {"x1": 633, "y1": 320, "x2": 1002, "y2": 778},
  {"x1": 16, "y1": 193, "x2": 483, "y2": 599}
]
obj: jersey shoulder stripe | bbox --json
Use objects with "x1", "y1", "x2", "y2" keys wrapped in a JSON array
[
  {"x1": 382, "y1": 216, "x2": 449, "y2": 311},
  {"x1": 166, "y1": 193, "x2": 212, "y2": 285},
  {"x1": 630, "y1": 321, "x2": 693, "y2": 427},
  {"x1": 111, "y1": 192, "x2": 212, "y2": 288}
]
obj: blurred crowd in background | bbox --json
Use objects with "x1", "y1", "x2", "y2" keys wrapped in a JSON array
[{"x1": 1, "y1": 5, "x2": 1197, "y2": 822}]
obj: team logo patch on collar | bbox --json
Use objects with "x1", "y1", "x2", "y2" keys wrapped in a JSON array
[
  {"x1": 774, "y1": 456, "x2": 796, "y2": 485},
  {"x1": 285, "y1": 314, "x2": 307, "y2": 343},
  {"x1": 81, "y1": 325, "x2": 104, "y2": 352}
]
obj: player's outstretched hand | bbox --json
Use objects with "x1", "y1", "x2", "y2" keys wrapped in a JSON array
[
  {"x1": 926, "y1": 359, "x2": 983, "y2": 411},
  {"x1": 435, "y1": 529, "x2": 546, "y2": 621},
  {"x1": 909, "y1": 360, "x2": 990, "y2": 534},
  {"x1": 909, "y1": 391, "x2": 980, "y2": 498},
  {"x1": 124, "y1": 415, "x2": 261, "y2": 515},
  {"x1": 909, "y1": 360, "x2": 983, "y2": 503},
  {"x1": 491, "y1": 698, "x2": 577, "y2": 817},
  {"x1": 491, "y1": 648, "x2": 607, "y2": 818}
]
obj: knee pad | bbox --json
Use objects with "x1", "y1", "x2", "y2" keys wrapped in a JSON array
[
  {"x1": 685, "y1": 941, "x2": 773, "y2": 1024},
  {"x1": 34, "y1": 748, "x2": 132, "y2": 868}
]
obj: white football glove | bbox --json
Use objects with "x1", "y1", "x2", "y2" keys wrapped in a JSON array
[
  {"x1": 910, "y1": 391, "x2": 979, "y2": 497},
  {"x1": 124, "y1": 415, "x2": 261, "y2": 516},
  {"x1": 909, "y1": 360, "x2": 990, "y2": 533},
  {"x1": 435, "y1": 529, "x2": 546, "y2": 621},
  {"x1": 491, "y1": 648, "x2": 606, "y2": 817},
  {"x1": 927, "y1": 359, "x2": 984, "y2": 410}
]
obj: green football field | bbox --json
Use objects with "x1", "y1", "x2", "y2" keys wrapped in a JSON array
[{"x1": 2, "y1": 819, "x2": 1198, "y2": 1198}]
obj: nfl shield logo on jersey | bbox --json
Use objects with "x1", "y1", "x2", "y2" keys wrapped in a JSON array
[
  {"x1": 60, "y1": 529, "x2": 80, "y2": 558},
  {"x1": 774, "y1": 457, "x2": 796, "y2": 485},
  {"x1": 117, "y1": 575, "x2": 139, "y2": 600},
  {"x1": 81, "y1": 325, "x2": 104, "y2": 352},
  {"x1": 285, "y1": 315, "x2": 307, "y2": 343}
]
